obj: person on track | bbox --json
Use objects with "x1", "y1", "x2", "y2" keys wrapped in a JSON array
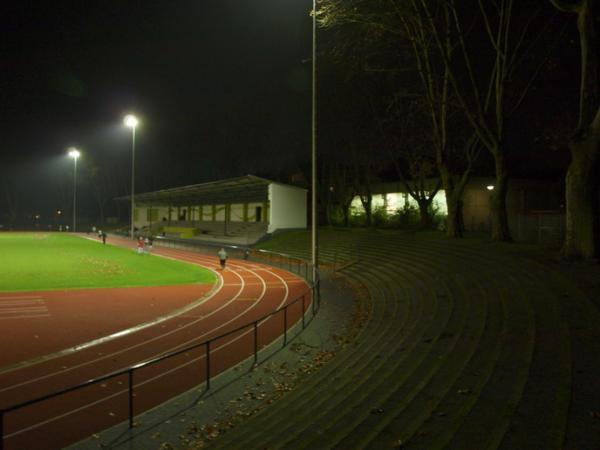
[
  {"x1": 137, "y1": 236, "x2": 145, "y2": 254},
  {"x1": 218, "y1": 247, "x2": 228, "y2": 270}
]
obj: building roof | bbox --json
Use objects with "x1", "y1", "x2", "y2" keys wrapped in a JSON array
[{"x1": 118, "y1": 175, "x2": 296, "y2": 206}]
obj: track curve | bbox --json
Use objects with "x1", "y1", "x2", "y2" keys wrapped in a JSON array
[{"x1": 0, "y1": 236, "x2": 312, "y2": 450}]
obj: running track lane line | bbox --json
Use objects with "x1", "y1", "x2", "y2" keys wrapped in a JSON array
[
  {"x1": 4, "y1": 260, "x2": 304, "y2": 443},
  {"x1": 0, "y1": 258, "x2": 245, "y2": 393}
]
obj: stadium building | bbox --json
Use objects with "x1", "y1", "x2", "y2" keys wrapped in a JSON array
[{"x1": 127, "y1": 175, "x2": 307, "y2": 245}]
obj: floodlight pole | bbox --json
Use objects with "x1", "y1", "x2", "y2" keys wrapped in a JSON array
[
  {"x1": 72, "y1": 155, "x2": 78, "y2": 232},
  {"x1": 311, "y1": 0, "x2": 318, "y2": 286},
  {"x1": 124, "y1": 114, "x2": 139, "y2": 240},
  {"x1": 130, "y1": 125, "x2": 136, "y2": 239},
  {"x1": 68, "y1": 148, "x2": 80, "y2": 232}
]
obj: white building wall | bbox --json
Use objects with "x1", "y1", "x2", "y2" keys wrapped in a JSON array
[
  {"x1": 134, "y1": 206, "x2": 171, "y2": 229},
  {"x1": 247, "y1": 202, "x2": 264, "y2": 222},
  {"x1": 230, "y1": 203, "x2": 245, "y2": 222},
  {"x1": 200, "y1": 205, "x2": 212, "y2": 221},
  {"x1": 134, "y1": 207, "x2": 148, "y2": 229},
  {"x1": 351, "y1": 191, "x2": 448, "y2": 215},
  {"x1": 215, "y1": 204, "x2": 226, "y2": 221},
  {"x1": 268, "y1": 183, "x2": 307, "y2": 233},
  {"x1": 155, "y1": 206, "x2": 170, "y2": 223}
]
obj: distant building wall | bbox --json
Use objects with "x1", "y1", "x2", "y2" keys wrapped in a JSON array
[
  {"x1": 133, "y1": 206, "x2": 170, "y2": 229},
  {"x1": 350, "y1": 177, "x2": 564, "y2": 240},
  {"x1": 132, "y1": 180, "x2": 307, "y2": 235},
  {"x1": 230, "y1": 203, "x2": 244, "y2": 222},
  {"x1": 247, "y1": 202, "x2": 264, "y2": 222}
]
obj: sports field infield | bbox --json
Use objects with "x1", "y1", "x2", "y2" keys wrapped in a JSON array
[{"x1": 0, "y1": 232, "x2": 216, "y2": 292}]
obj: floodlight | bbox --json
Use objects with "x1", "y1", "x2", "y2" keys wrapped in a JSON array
[{"x1": 124, "y1": 114, "x2": 139, "y2": 128}]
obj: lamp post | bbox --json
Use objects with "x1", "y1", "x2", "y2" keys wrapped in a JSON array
[
  {"x1": 311, "y1": 0, "x2": 318, "y2": 287},
  {"x1": 68, "y1": 148, "x2": 80, "y2": 232},
  {"x1": 124, "y1": 114, "x2": 139, "y2": 239}
]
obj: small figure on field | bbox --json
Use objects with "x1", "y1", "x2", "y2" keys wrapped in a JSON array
[
  {"x1": 137, "y1": 236, "x2": 145, "y2": 254},
  {"x1": 101, "y1": 231, "x2": 107, "y2": 244},
  {"x1": 218, "y1": 247, "x2": 228, "y2": 270},
  {"x1": 147, "y1": 236, "x2": 154, "y2": 252}
]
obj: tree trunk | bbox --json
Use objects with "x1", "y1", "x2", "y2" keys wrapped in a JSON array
[
  {"x1": 323, "y1": 203, "x2": 332, "y2": 226},
  {"x1": 359, "y1": 194, "x2": 372, "y2": 227},
  {"x1": 563, "y1": 126, "x2": 600, "y2": 259},
  {"x1": 342, "y1": 197, "x2": 352, "y2": 227},
  {"x1": 445, "y1": 194, "x2": 462, "y2": 237},
  {"x1": 490, "y1": 148, "x2": 512, "y2": 241},
  {"x1": 549, "y1": 0, "x2": 600, "y2": 259},
  {"x1": 440, "y1": 166, "x2": 469, "y2": 238},
  {"x1": 417, "y1": 198, "x2": 433, "y2": 229},
  {"x1": 364, "y1": 198, "x2": 372, "y2": 227}
]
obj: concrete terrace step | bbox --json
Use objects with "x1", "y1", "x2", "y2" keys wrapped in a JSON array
[
  {"x1": 203, "y1": 230, "x2": 597, "y2": 450},
  {"x1": 213, "y1": 265, "x2": 425, "y2": 448},
  {"x1": 295, "y1": 243, "x2": 495, "y2": 449},
  {"x1": 243, "y1": 267, "x2": 438, "y2": 448},
  {"x1": 205, "y1": 259, "x2": 423, "y2": 445}
]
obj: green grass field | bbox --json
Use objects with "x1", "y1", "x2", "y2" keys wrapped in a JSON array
[{"x1": 0, "y1": 233, "x2": 216, "y2": 292}]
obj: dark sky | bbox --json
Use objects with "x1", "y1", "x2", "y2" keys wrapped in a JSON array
[
  {"x1": 1, "y1": 0, "x2": 313, "y2": 220},
  {"x1": 0, "y1": 1, "x2": 581, "y2": 225}
]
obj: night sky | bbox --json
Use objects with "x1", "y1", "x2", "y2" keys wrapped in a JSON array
[
  {"x1": 1, "y1": 0, "x2": 313, "y2": 222},
  {"x1": 0, "y1": 1, "x2": 580, "y2": 226}
]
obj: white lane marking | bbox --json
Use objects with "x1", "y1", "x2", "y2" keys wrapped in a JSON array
[
  {"x1": 0, "y1": 297, "x2": 49, "y2": 320},
  {"x1": 0, "y1": 314, "x2": 51, "y2": 321},
  {"x1": 0, "y1": 256, "x2": 242, "y2": 393},
  {"x1": 0, "y1": 307, "x2": 49, "y2": 313},
  {"x1": 6, "y1": 257, "x2": 308, "y2": 440},
  {"x1": 3, "y1": 241, "x2": 310, "y2": 437}
]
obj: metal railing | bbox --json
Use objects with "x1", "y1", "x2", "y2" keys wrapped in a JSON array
[{"x1": 0, "y1": 249, "x2": 320, "y2": 450}]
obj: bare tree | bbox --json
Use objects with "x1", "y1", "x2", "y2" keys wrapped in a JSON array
[
  {"x1": 382, "y1": 98, "x2": 442, "y2": 229},
  {"x1": 420, "y1": 0, "x2": 562, "y2": 241},
  {"x1": 550, "y1": 0, "x2": 600, "y2": 259},
  {"x1": 319, "y1": 0, "x2": 479, "y2": 236}
]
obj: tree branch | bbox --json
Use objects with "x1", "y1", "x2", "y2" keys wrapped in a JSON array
[{"x1": 549, "y1": 0, "x2": 583, "y2": 13}]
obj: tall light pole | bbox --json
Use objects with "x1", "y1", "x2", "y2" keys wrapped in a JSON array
[
  {"x1": 311, "y1": 0, "x2": 318, "y2": 287},
  {"x1": 124, "y1": 114, "x2": 139, "y2": 239},
  {"x1": 68, "y1": 148, "x2": 81, "y2": 232}
]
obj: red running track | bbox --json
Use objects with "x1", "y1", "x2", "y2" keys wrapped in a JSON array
[{"x1": 0, "y1": 236, "x2": 312, "y2": 450}]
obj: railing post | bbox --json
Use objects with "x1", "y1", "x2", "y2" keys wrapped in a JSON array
[
  {"x1": 205, "y1": 341, "x2": 211, "y2": 390},
  {"x1": 1, "y1": 410, "x2": 4, "y2": 450},
  {"x1": 317, "y1": 278, "x2": 321, "y2": 310},
  {"x1": 312, "y1": 284, "x2": 316, "y2": 316},
  {"x1": 283, "y1": 306, "x2": 288, "y2": 346},
  {"x1": 302, "y1": 294, "x2": 306, "y2": 329},
  {"x1": 128, "y1": 369, "x2": 134, "y2": 428},
  {"x1": 253, "y1": 321, "x2": 258, "y2": 364}
]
